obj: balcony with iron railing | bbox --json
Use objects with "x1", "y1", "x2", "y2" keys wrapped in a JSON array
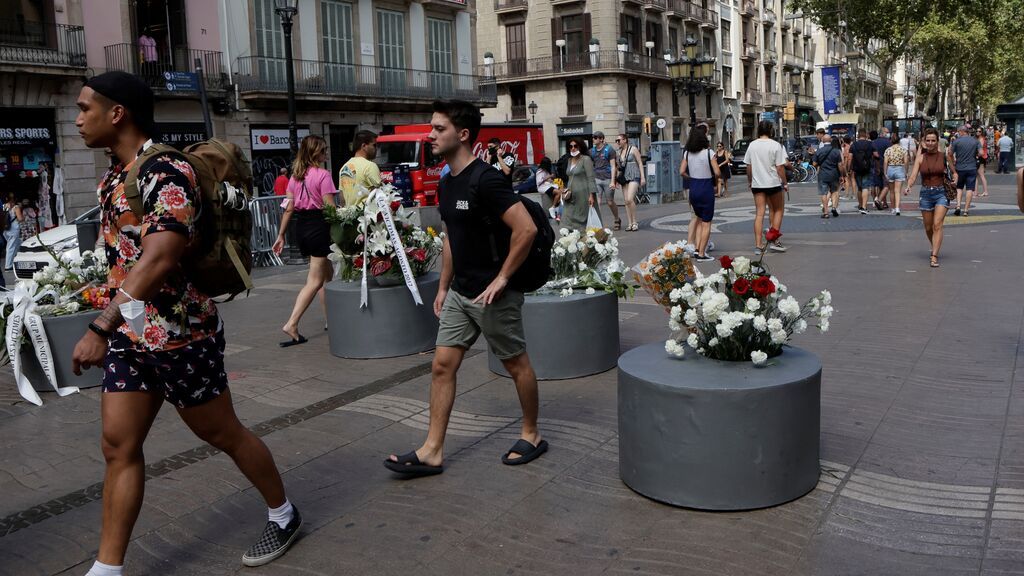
[
  {"x1": 236, "y1": 56, "x2": 497, "y2": 105},
  {"x1": 105, "y1": 43, "x2": 227, "y2": 91},
  {"x1": 741, "y1": 0, "x2": 758, "y2": 17},
  {"x1": 494, "y1": 0, "x2": 529, "y2": 12},
  {"x1": 766, "y1": 92, "x2": 785, "y2": 106},
  {"x1": 764, "y1": 48, "x2": 778, "y2": 65},
  {"x1": 743, "y1": 88, "x2": 762, "y2": 104},
  {"x1": 861, "y1": 69, "x2": 881, "y2": 84},
  {"x1": 0, "y1": 18, "x2": 86, "y2": 69},
  {"x1": 480, "y1": 50, "x2": 669, "y2": 81},
  {"x1": 742, "y1": 43, "x2": 760, "y2": 61},
  {"x1": 642, "y1": 0, "x2": 667, "y2": 10},
  {"x1": 510, "y1": 104, "x2": 527, "y2": 121},
  {"x1": 783, "y1": 52, "x2": 802, "y2": 68},
  {"x1": 566, "y1": 101, "x2": 585, "y2": 117}
]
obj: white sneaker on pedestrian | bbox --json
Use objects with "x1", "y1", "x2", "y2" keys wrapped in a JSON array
[{"x1": 548, "y1": 207, "x2": 557, "y2": 220}]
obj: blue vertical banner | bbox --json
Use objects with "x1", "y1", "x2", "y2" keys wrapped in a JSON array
[{"x1": 821, "y1": 66, "x2": 841, "y2": 115}]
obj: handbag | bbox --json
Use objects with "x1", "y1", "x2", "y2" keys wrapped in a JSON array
[{"x1": 942, "y1": 155, "x2": 958, "y2": 202}]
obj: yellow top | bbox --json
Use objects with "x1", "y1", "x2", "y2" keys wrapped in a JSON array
[{"x1": 338, "y1": 156, "x2": 381, "y2": 207}]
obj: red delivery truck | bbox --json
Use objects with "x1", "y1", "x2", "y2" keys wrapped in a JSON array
[{"x1": 375, "y1": 123, "x2": 545, "y2": 206}]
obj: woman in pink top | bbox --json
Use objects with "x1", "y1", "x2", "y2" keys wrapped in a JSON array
[{"x1": 273, "y1": 135, "x2": 337, "y2": 346}]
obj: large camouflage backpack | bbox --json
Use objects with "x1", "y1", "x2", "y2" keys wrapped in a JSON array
[{"x1": 124, "y1": 139, "x2": 254, "y2": 299}]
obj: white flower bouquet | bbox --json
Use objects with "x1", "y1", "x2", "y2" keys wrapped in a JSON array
[
  {"x1": 663, "y1": 253, "x2": 834, "y2": 365},
  {"x1": 538, "y1": 227, "x2": 632, "y2": 298},
  {"x1": 324, "y1": 185, "x2": 444, "y2": 282}
]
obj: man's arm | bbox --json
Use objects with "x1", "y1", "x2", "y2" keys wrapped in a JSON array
[
  {"x1": 473, "y1": 202, "x2": 537, "y2": 305},
  {"x1": 499, "y1": 154, "x2": 513, "y2": 176},
  {"x1": 434, "y1": 228, "x2": 453, "y2": 317}
]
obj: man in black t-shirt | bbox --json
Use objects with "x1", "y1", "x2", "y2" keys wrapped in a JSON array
[
  {"x1": 487, "y1": 136, "x2": 515, "y2": 179},
  {"x1": 384, "y1": 100, "x2": 546, "y2": 477}
]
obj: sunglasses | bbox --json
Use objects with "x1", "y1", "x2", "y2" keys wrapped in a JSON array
[
  {"x1": 614, "y1": 139, "x2": 622, "y2": 143},
  {"x1": 568, "y1": 144, "x2": 579, "y2": 149}
]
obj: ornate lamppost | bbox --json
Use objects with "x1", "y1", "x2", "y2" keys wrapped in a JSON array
[
  {"x1": 667, "y1": 35, "x2": 717, "y2": 136},
  {"x1": 275, "y1": 0, "x2": 299, "y2": 155}
]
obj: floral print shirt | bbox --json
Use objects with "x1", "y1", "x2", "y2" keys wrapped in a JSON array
[{"x1": 98, "y1": 143, "x2": 219, "y2": 352}]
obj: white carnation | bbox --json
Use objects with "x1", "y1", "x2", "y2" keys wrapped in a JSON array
[
  {"x1": 567, "y1": 243, "x2": 578, "y2": 254},
  {"x1": 770, "y1": 330, "x2": 788, "y2": 344},
  {"x1": 585, "y1": 287, "x2": 596, "y2": 295},
  {"x1": 559, "y1": 228, "x2": 570, "y2": 237},
  {"x1": 716, "y1": 323, "x2": 733, "y2": 338},
  {"x1": 669, "y1": 288, "x2": 684, "y2": 302},
  {"x1": 794, "y1": 319, "x2": 808, "y2": 334},
  {"x1": 753, "y1": 315, "x2": 768, "y2": 332},
  {"x1": 684, "y1": 308, "x2": 698, "y2": 326},
  {"x1": 820, "y1": 319, "x2": 830, "y2": 332},
  {"x1": 751, "y1": 350, "x2": 768, "y2": 366},
  {"x1": 578, "y1": 262, "x2": 588, "y2": 271},
  {"x1": 554, "y1": 247, "x2": 566, "y2": 257},
  {"x1": 767, "y1": 318, "x2": 784, "y2": 333},
  {"x1": 708, "y1": 337, "x2": 719, "y2": 347},
  {"x1": 687, "y1": 333, "x2": 699, "y2": 348},
  {"x1": 821, "y1": 290, "x2": 832, "y2": 305},
  {"x1": 779, "y1": 296, "x2": 801, "y2": 318},
  {"x1": 746, "y1": 298, "x2": 761, "y2": 312},
  {"x1": 670, "y1": 305, "x2": 683, "y2": 322},
  {"x1": 665, "y1": 339, "x2": 686, "y2": 358}
]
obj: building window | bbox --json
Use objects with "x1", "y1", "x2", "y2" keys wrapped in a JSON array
[
  {"x1": 721, "y1": 20, "x2": 731, "y2": 52},
  {"x1": 321, "y1": 1, "x2": 354, "y2": 89},
  {"x1": 723, "y1": 65, "x2": 732, "y2": 97},
  {"x1": 622, "y1": 14, "x2": 641, "y2": 53},
  {"x1": 510, "y1": 84, "x2": 527, "y2": 120},
  {"x1": 427, "y1": 18, "x2": 454, "y2": 95},
  {"x1": 650, "y1": 82, "x2": 659, "y2": 115},
  {"x1": 567, "y1": 80, "x2": 584, "y2": 116},
  {"x1": 669, "y1": 26, "x2": 679, "y2": 58},
  {"x1": 376, "y1": 10, "x2": 406, "y2": 90},
  {"x1": 254, "y1": 0, "x2": 286, "y2": 82},
  {"x1": 562, "y1": 14, "x2": 585, "y2": 57},
  {"x1": 646, "y1": 20, "x2": 662, "y2": 56},
  {"x1": 506, "y1": 22, "x2": 526, "y2": 75},
  {"x1": 628, "y1": 79, "x2": 637, "y2": 114}
]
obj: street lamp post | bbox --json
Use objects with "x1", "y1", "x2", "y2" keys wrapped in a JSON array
[
  {"x1": 528, "y1": 100, "x2": 538, "y2": 123},
  {"x1": 791, "y1": 71, "x2": 802, "y2": 137},
  {"x1": 275, "y1": 0, "x2": 299, "y2": 155},
  {"x1": 667, "y1": 35, "x2": 716, "y2": 137}
]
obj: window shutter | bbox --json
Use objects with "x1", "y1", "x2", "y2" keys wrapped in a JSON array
[
  {"x1": 583, "y1": 13, "x2": 592, "y2": 50},
  {"x1": 552, "y1": 17, "x2": 563, "y2": 69}
]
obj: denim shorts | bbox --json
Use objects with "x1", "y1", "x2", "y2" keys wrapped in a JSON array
[
  {"x1": 919, "y1": 186, "x2": 949, "y2": 211},
  {"x1": 817, "y1": 179, "x2": 837, "y2": 196},
  {"x1": 957, "y1": 169, "x2": 977, "y2": 191},
  {"x1": 886, "y1": 166, "x2": 907, "y2": 182}
]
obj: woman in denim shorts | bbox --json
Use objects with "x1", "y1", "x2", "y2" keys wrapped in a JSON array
[
  {"x1": 906, "y1": 127, "x2": 953, "y2": 268},
  {"x1": 882, "y1": 133, "x2": 908, "y2": 215}
]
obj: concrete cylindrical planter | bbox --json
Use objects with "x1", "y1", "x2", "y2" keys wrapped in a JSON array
[
  {"x1": 325, "y1": 272, "x2": 440, "y2": 359},
  {"x1": 20, "y1": 310, "x2": 103, "y2": 392},
  {"x1": 618, "y1": 343, "x2": 821, "y2": 510},
  {"x1": 488, "y1": 291, "x2": 619, "y2": 380}
]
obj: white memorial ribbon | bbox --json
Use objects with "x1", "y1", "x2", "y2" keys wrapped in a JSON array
[
  {"x1": 3, "y1": 281, "x2": 79, "y2": 406},
  {"x1": 374, "y1": 192, "x2": 423, "y2": 306}
]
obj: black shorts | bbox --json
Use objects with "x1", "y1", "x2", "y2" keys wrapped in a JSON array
[
  {"x1": 294, "y1": 210, "x2": 331, "y2": 258},
  {"x1": 102, "y1": 332, "x2": 229, "y2": 409},
  {"x1": 751, "y1": 186, "x2": 784, "y2": 196}
]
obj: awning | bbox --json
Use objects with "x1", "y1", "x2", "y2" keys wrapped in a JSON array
[{"x1": 827, "y1": 113, "x2": 861, "y2": 125}]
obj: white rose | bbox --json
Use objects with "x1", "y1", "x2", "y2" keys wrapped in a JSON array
[
  {"x1": 732, "y1": 256, "x2": 751, "y2": 275},
  {"x1": 687, "y1": 333, "x2": 699, "y2": 348},
  {"x1": 585, "y1": 287, "x2": 596, "y2": 295},
  {"x1": 751, "y1": 350, "x2": 768, "y2": 366},
  {"x1": 746, "y1": 298, "x2": 761, "y2": 312},
  {"x1": 684, "y1": 309, "x2": 698, "y2": 326}
]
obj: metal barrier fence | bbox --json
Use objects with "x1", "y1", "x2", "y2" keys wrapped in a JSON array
[{"x1": 250, "y1": 196, "x2": 286, "y2": 267}]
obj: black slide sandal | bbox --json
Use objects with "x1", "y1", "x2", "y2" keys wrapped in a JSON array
[
  {"x1": 501, "y1": 439, "x2": 549, "y2": 466},
  {"x1": 279, "y1": 335, "x2": 308, "y2": 348},
  {"x1": 384, "y1": 451, "x2": 444, "y2": 477}
]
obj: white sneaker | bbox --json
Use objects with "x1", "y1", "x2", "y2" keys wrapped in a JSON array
[{"x1": 548, "y1": 207, "x2": 557, "y2": 219}]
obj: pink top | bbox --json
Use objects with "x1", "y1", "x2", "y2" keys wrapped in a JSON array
[{"x1": 287, "y1": 166, "x2": 337, "y2": 210}]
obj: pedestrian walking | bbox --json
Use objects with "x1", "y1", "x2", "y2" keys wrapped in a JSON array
[
  {"x1": 70, "y1": 71, "x2": 299, "y2": 576},
  {"x1": 613, "y1": 134, "x2": 645, "y2": 231},
  {"x1": 273, "y1": 135, "x2": 338, "y2": 347},
  {"x1": 840, "y1": 136, "x2": 854, "y2": 199},
  {"x1": 900, "y1": 131, "x2": 917, "y2": 167},
  {"x1": 850, "y1": 130, "x2": 874, "y2": 213},
  {"x1": 976, "y1": 128, "x2": 990, "y2": 197},
  {"x1": 273, "y1": 167, "x2": 289, "y2": 196},
  {"x1": 883, "y1": 133, "x2": 909, "y2": 215},
  {"x1": 536, "y1": 157, "x2": 562, "y2": 223},
  {"x1": 948, "y1": 125, "x2": 979, "y2": 216},
  {"x1": 997, "y1": 130, "x2": 1013, "y2": 173},
  {"x1": 338, "y1": 130, "x2": 381, "y2": 207},
  {"x1": 714, "y1": 142, "x2": 732, "y2": 198},
  {"x1": 679, "y1": 127, "x2": 721, "y2": 261},
  {"x1": 561, "y1": 136, "x2": 597, "y2": 233},
  {"x1": 813, "y1": 135, "x2": 844, "y2": 219},
  {"x1": 743, "y1": 120, "x2": 789, "y2": 252},
  {"x1": 905, "y1": 127, "x2": 950, "y2": 268},
  {"x1": 385, "y1": 99, "x2": 545, "y2": 476},
  {"x1": 872, "y1": 128, "x2": 891, "y2": 209},
  {"x1": 590, "y1": 131, "x2": 620, "y2": 230},
  {"x1": 4, "y1": 192, "x2": 23, "y2": 270}
]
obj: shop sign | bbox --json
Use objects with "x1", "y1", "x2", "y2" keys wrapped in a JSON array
[
  {"x1": 557, "y1": 123, "x2": 593, "y2": 137},
  {"x1": 0, "y1": 126, "x2": 54, "y2": 147},
  {"x1": 157, "y1": 122, "x2": 207, "y2": 150},
  {"x1": 251, "y1": 127, "x2": 311, "y2": 151}
]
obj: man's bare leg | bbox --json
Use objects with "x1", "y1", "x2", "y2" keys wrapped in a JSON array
[
  {"x1": 388, "y1": 345, "x2": 466, "y2": 467},
  {"x1": 500, "y1": 351, "x2": 542, "y2": 458}
]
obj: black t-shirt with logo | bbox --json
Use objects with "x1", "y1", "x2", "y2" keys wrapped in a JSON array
[
  {"x1": 489, "y1": 149, "x2": 516, "y2": 178},
  {"x1": 439, "y1": 158, "x2": 520, "y2": 298}
]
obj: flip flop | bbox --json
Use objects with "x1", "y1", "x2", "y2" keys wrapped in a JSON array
[
  {"x1": 279, "y1": 335, "x2": 308, "y2": 348},
  {"x1": 384, "y1": 451, "x2": 443, "y2": 477},
  {"x1": 501, "y1": 439, "x2": 549, "y2": 466}
]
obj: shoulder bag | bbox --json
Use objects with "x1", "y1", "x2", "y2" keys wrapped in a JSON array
[{"x1": 941, "y1": 154, "x2": 958, "y2": 202}]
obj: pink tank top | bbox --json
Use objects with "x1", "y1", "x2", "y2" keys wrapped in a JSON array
[{"x1": 287, "y1": 167, "x2": 336, "y2": 210}]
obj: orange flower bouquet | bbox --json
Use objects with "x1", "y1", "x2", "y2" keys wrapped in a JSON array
[{"x1": 633, "y1": 241, "x2": 696, "y2": 309}]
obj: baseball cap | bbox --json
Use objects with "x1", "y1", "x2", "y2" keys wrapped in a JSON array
[{"x1": 84, "y1": 71, "x2": 157, "y2": 138}]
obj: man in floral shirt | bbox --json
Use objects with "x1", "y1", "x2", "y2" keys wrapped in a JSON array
[{"x1": 70, "y1": 72, "x2": 300, "y2": 576}]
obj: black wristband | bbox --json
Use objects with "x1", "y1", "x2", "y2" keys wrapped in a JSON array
[{"x1": 88, "y1": 322, "x2": 113, "y2": 339}]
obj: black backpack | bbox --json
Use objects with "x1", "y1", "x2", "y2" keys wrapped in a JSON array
[
  {"x1": 852, "y1": 143, "x2": 873, "y2": 174},
  {"x1": 442, "y1": 162, "x2": 553, "y2": 293}
]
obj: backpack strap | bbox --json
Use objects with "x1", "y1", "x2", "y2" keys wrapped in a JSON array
[{"x1": 123, "y1": 143, "x2": 181, "y2": 218}]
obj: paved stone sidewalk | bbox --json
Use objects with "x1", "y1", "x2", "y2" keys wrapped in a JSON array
[{"x1": 0, "y1": 176, "x2": 1022, "y2": 575}]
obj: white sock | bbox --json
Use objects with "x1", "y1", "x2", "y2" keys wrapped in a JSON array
[
  {"x1": 268, "y1": 499, "x2": 294, "y2": 529},
  {"x1": 85, "y1": 560, "x2": 123, "y2": 576}
]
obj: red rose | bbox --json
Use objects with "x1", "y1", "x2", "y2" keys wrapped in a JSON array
[
  {"x1": 720, "y1": 255, "x2": 733, "y2": 269},
  {"x1": 765, "y1": 228, "x2": 782, "y2": 243},
  {"x1": 752, "y1": 276, "x2": 776, "y2": 296},
  {"x1": 732, "y1": 277, "x2": 750, "y2": 295}
]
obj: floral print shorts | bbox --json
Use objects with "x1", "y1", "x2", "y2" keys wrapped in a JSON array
[{"x1": 102, "y1": 331, "x2": 229, "y2": 409}]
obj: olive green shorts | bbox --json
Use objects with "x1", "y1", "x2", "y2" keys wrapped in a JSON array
[{"x1": 436, "y1": 289, "x2": 527, "y2": 359}]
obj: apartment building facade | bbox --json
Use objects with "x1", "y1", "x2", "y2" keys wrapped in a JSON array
[{"x1": 2, "y1": 0, "x2": 494, "y2": 216}]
